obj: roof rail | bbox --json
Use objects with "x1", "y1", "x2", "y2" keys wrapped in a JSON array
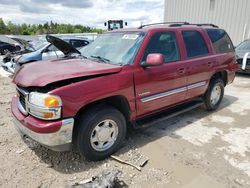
[
  {"x1": 138, "y1": 22, "x2": 190, "y2": 29},
  {"x1": 138, "y1": 22, "x2": 219, "y2": 29},
  {"x1": 169, "y1": 23, "x2": 219, "y2": 28}
]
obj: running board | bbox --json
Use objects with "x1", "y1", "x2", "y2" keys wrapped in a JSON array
[{"x1": 133, "y1": 100, "x2": 204, "y2": 129}]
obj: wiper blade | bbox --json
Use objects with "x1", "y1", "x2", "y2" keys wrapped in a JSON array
[
  {"x1": 90, "y1": 55, "x2": 110, "y2": 63},
  {"x1": 79, "y1": 54, "x2": 88, "y2": 59}
]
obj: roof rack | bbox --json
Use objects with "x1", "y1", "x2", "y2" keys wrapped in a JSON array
[
  {"x1": 138, "y1": 22, "x2": 189, "y2": 29},
  {"x1": 169, "y1": 23, "x2": 219, "y2": 28},
  {"x1": 138, "y1": 22, "x2": 219, "y2": 29}
]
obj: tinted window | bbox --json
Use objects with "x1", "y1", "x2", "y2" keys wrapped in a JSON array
[
  {"x1": 206, "y1": 29, "x2": 234, "y2": 53},
  {"x1": 182, "y1": 30, "x2": 209, "y2": 57},
  {"x1": 142, "y1": 32, "x2": 180, "y2": 62},
  {"x1": 70, "y1": 40, "x2": 89, "y2": 48},
  {"x1": 236, "y1": 40, "x2": 250, "y2": 51}
]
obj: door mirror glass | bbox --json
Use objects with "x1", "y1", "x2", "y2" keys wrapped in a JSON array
[{"x1": 141, "y1": 53, "x2": 164, "y2": 67}]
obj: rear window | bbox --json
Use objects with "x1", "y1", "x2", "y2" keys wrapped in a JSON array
[
  {"x1": 182, "y1": 30, "x2": 209, "y2": 58},
  {"x1": 206, "y1": 29, "x2": 234, "y2": 53}
]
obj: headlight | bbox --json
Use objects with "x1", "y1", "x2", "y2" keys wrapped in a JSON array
[{"x1": 28, "y1": 92, "x2": 62, "y2": 120}]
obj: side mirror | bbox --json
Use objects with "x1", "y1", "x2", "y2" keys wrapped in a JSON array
[
  {"x1": 141, "y1": 53, "x2": 164, "y2": 67},
  {"x1": 104, "y1": 22, "x2": 107, "y2": 26},
  {"x1": 42, "y1": 48, "x2": 49, "y2": 53},
  {"x1": 125, "y1": 22, "x2": 128, "y2": 26}
]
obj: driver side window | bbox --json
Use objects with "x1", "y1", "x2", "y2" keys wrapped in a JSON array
[
  {"x1": 46, "y1": 45, "x2": 59, "y2": 52},
  {"x1": 142, "y1": 32, "x2": 180, "y2": 63}
]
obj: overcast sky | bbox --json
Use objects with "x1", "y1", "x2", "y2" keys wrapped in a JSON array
[{"x1": 0, "y1": 0, "x2": 164, "y2": 28}]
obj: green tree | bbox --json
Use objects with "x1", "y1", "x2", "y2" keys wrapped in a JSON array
[
  {"x1": 0, "y1": 18, "x2": 7, "y2": 34},
  {"x1": 0, "y1": 18, "x2": 104, "y2": 35}
]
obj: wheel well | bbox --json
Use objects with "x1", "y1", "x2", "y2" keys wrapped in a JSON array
[
  {"x1": 211, "y1": 71, "x2": 227, "y2": 86},
  {"x1": 72, "y1": 96, "x2": 131, "y2": 145},
  {"x1": 76, "y1": 96, "x2": 131, "y2": 121}
]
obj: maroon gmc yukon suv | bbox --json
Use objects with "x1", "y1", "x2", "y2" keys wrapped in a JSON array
[{"x1": 12, "y1": 23, "x2": 238, "y2": 161}]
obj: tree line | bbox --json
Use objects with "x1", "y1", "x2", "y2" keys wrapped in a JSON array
[{"x1": 0, "y1": 18, "x2": 104, "y2": 35}]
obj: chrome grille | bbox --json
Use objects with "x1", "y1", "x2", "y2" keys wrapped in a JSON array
[
  {"x1": 237, "y1": 58, "x2": 250, "y2": 65},
  {"x1": 16, "y1": 87, "x2": 29, "y2": 115}
]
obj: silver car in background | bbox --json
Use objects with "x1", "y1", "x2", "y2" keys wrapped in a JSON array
[{"x1": 2, "y1": 36, "x2": 90, "y2": 74}]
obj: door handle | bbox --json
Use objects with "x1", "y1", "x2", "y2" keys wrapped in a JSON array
[
  {"x1": 207, "y1": 62, "x2": 213, "y2": 67},
  {"x1": 178, "y1": 68, "x2": 185, "y2": 74}
]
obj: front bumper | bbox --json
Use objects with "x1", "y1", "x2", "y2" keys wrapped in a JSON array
[
  {"x1": 237, "y1": 65, "x2": 250, "y2": 74},
  {"x1": 12, "y1": 96, "x2": 74, "y2": 151}
]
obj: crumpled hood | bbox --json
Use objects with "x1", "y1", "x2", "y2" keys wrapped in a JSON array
[
  {"x1": 13, "y1": 58, "x2": 122, "y2": 87},
  {"x1": 10, "y1": 37, "x2": 34, "y2": 51}
]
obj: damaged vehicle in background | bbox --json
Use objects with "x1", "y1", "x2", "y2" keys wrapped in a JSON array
[
  {"x1": 236, "y1": 39, "x2": 250, "y2": 74},
  {"x1": 0, "y1": 39, "x2": 21, "y2": 55},
  {"x1": 2, "y1": 36, "x2": 90, "y2": 74},
  {"x1": 2, "y1": 37, "x2": 37, "y2": 63}
]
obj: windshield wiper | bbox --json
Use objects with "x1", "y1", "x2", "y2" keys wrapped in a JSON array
[
  {"x1": 79, "y1": 54, "x2": 88, "y2": 59},
  {"x1": 90, "y1": 55, "x2": 110, "y2": 63}
]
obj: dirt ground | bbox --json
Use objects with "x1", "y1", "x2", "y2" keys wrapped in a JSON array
[{"x1": 0, "y1": 58, "x2": 250, "y2": 188}]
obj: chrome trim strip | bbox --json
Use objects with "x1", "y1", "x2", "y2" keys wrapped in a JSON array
[
  {"x1": 141, "y1": 87, "x2": 186, "y2": 103},
  {"x1": 187, "y1": 81, "x2": 206, "y2": 90},
  {"x1": 16, "y1": 87, "x2": 29, "y2": 96},
  {"x1": 141, "y1": 81, "x2": 207, "y2": 103}
]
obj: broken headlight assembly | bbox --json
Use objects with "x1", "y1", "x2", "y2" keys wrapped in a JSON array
[{"x1": 28, "y1": 92, "x2": 62, "y2": 120}]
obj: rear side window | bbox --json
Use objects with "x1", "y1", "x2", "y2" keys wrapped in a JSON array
[
  {"x1": 206, "y1": 29, "x2": 234, "y2": 53},
  {"x1": 182, "y1": 30, "x2": 209, "y2": 58}
]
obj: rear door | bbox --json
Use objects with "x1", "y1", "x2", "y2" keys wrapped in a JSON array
[
  {"x1": 134, "y1": 31, "x2": 188, "y2": 117},
  {"x1": 180, "y1": 29, "x2": 215, "y2": 99}
]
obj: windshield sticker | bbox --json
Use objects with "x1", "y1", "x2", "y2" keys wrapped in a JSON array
[{"x1": 122, "y1": 34, "x2": 139, "y2": 40}]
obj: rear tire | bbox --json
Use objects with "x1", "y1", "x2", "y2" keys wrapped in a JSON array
[
  {"x1": 203, "y1": 78, "x2": 224, "y2": 111},
  {"x1": 76, "y1": 105, "x2": 126, "y2": 161}
]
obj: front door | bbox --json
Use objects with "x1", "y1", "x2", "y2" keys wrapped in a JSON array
[
  {"x1": 42, "y1": 44, "x2": 59, "y2": 60},
  {"x1": 134, "y1": 31, "x2": 187, "y2": 117}
]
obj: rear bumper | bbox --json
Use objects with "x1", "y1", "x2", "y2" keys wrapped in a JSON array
[{"x1": 12, "y1": 96, "x2": 74, "y2": 151}]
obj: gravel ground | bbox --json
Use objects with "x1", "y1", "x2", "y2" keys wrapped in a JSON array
[{"x1": 0, "y1": 58, "x2": 249, "y2": 188}]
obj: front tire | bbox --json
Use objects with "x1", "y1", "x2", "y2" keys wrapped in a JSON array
[
  {"x1": 76, "y1": 106, "x2": 126, "y2": 161},
  {"x1": 203, "y1": 78, "x2": 224, "y2": 111}
]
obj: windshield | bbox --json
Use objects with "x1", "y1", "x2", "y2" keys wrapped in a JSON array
[
  {"x1": 237, "y1": 40, "x2": 250, "y2": 51},
  {"x1": 80, "y1": 32, "x2": 145, "y2": 65}
]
